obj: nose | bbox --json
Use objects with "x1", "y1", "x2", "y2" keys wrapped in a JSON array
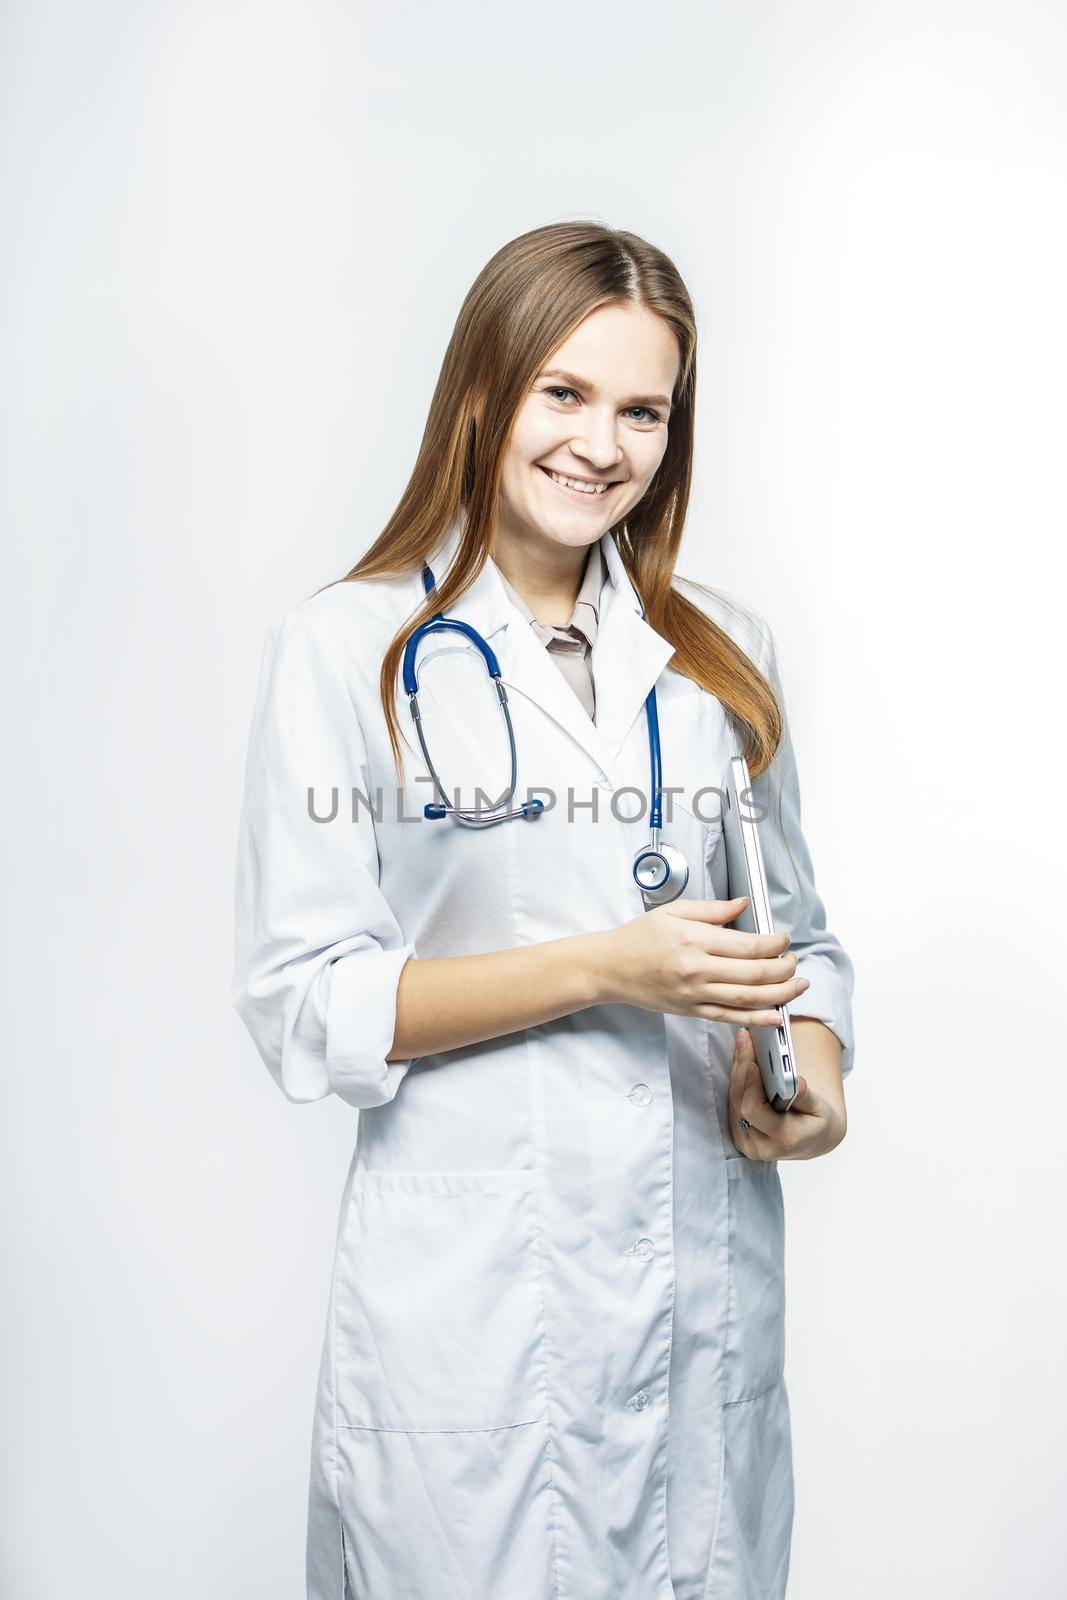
[{"x1": 569, "y1": 408, "x2": 625, "y2": 473}]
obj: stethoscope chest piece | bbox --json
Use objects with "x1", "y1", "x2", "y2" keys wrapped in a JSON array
[{"x1": 633, "y1": 841, "x2": 689, "y2": 907}]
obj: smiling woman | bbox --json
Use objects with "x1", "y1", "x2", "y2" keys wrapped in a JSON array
[
  {"x1": 492, "y1": 301, "x2": 682, "y2": 621},
  {"x1": 231, "y1": 219, "x2": 856, "y2": 1600}
]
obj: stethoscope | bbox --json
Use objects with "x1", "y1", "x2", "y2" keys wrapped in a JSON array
[{"x1": 402, "y1": 561, "x2": 690, "y2": 907}]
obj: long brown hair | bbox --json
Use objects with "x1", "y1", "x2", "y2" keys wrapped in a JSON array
[{"x1": 326, "y1": 221, "x2": 782, "y2": 782}]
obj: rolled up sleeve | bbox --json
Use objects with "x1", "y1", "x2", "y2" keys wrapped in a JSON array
[
  {"x1": 749, "y1": 618, "x2": 857, "y2": 1080},
  {"x1": 230, "y1": 607, "x2": 417, "y2": 1109}
]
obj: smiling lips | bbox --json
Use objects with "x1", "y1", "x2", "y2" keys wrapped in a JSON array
[{"x1": 539, "y1": 464, "x2": 620, "y2": 499}]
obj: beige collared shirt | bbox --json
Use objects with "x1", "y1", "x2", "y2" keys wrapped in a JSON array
[{"x1": 494, "y1": 540, "x2": 605, "y2": 723}]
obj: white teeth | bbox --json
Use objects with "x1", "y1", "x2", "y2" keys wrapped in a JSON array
[{"x1": 545, "y1": 468, "x2": 612, "y2": 495}]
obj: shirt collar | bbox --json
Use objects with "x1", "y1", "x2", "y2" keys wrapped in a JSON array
[
  {"x1": 494, "y1": 539, "x2": 605, "y2": 651},
  {"x1": 420, "y1": 510, "x2": 677, "y2": 768}
]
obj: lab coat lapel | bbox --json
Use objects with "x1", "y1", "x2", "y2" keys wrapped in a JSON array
[
  {"x1": 592, "y1": 532, "x2": 677, "y2": 765},
  {"x1": 422, "y1": 515, "x2": 676, "y2": 784}
]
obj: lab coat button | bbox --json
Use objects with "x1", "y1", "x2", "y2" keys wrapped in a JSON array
[
  {"x1": 630, "y1": 1389, "x2": 651, "y2": 1411},
  {"x1": 628, "y1": 1083, "x2": 653, "y2": 1106},
  {"x1": 629, "y1": 1237, "x2": 656, "y2": 1261}
]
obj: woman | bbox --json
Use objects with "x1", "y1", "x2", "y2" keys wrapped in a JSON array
[{"x1": 231, "y1": 221, "x2": 855, "y2": 1600}]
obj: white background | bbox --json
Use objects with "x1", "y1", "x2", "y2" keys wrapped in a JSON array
[{"x1": 2, "y1": 1, "x2": 1063, "y2": 1595}]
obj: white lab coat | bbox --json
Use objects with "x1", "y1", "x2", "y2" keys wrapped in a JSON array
[{"x1": 231, "y1": 511, "x2": 855, "y2": 1600}]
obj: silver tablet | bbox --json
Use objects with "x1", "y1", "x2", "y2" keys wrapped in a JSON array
[{"x1": 720, "y1": 753, "x2": 799, "y2": 1113}]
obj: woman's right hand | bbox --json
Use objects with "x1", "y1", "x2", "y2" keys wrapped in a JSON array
[{"x1": 588, "y1": 895, "x2": 810, "y2": 1025}]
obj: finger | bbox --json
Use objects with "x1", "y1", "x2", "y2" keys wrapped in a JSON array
[
  {"x1": 666, "y1": 900, "x2": 792, "y2": 962},
  {"x1": 700, "y1": 976, "x2": 810, "y2": 1010},
  {"x1": 732, "y1": 1042, "x2": 774, "y2": 1136},
  {"x1": 689, "y1": 952, "x2": 800, "y2": 986},
  {"x1": 732, "y1": 1076, "x2": 779, "y2": 1159},
  {"x1": 727, "y1": 1035, "x2": 748, "y2": 1119},
  {"x1": 727, "y1": 1034, "x2": 758, "y2": 1121},
  {"x1": 786, "y1": 1076, "x2": 819, "y2": 1116},
  {"x1": 739, "y1": 1062, "x2": 775, "y2": 1133},
  {"x1": 693, "y1": 1002, "x2": 788, "y2": 1026},
  {"x1": 736, "y1": 1037, "x2": 771, "y2": 1111},
  {"x1": 694, "y1": 922, "x2": 792, "y2": 960},
  {"x1": 665, "y1": 895, "x2": 749, "y2": 924},
  {"x1": 733, "y1": 1025, "x2": 756, "y2": 1064},
  {"x1": 735, "y1": 1122, "x2": 779, "y2": 1162}
]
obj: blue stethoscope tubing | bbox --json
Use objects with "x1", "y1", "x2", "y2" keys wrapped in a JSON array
[{"x1": 403, "y1": 561, "x2": 689, "y2": 906}]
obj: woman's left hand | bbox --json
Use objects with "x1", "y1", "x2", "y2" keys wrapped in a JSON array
[{"x1": 728, "y1": 1026, "x2": 847, "y2": 1161}]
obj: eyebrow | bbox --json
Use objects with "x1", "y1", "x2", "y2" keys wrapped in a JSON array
[{"x1": 538, "y1": 368, "x2": 673, "y2": 410}]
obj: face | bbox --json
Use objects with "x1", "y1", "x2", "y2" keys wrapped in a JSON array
[{"x1": 495, "y1": 301, "x2": 681, "y2": 561}]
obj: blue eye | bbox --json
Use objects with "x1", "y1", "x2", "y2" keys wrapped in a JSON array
[{"x1": 543, "y1": 387, "x2": 663, "y2": 425}]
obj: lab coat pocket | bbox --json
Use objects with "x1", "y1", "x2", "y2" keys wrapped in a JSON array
[
  {"x1": 332, "y1": 1169, "x2": 548, "y2": 1433},
  {"x1": 703, "y1": 810, "x2": 729, "y2": 902},
  {"x1": 668, "y1": 794, "x2": 728, "y2": 903},
  {"x1": 723, "y1": 1160, "x2": 786, "y2": 1403}
]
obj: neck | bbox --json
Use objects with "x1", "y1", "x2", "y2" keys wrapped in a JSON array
[{"x1": 491, "y1": 526, "x2": 596, "y2": 627}]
